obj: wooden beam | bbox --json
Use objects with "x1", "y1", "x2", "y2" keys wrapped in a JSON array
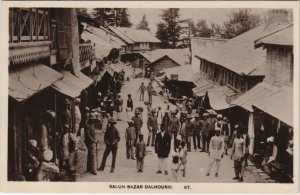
[{"x1": 36, "y1": 9, "x2": 38, "y2": 41}]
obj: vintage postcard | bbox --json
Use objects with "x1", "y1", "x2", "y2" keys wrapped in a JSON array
[{"x1": 0, "y1": 1, "x2": 299, "y2": 194}]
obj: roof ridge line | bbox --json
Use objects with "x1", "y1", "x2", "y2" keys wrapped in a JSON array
[{"x1": 254, "y1": 23, "x2": 293, "y2": 45}]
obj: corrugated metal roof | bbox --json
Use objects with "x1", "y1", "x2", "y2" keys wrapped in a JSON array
[
  {"x1": 52, "y1": 70, "x2": 93, "y2": 98},
  {"x1": 192, "y1": 82, "x2": 216, "y2": 97},
  {"x1": 109, "y1": 27, "x2": 134, "y2": 44},
  {"x1": 140, "y1": 48, "x2": 190, "y2": 66},
  {"x1": 255, "y1": 24, "x2": 293, "y2": 46},
  {"x1": 164, "y1": 65, "x2": 195, "y2": 82},
  {"x1": 86, "y1": 25, "x2": 126, "y2": 47},
  {"x1": 110, "y1": 27, "x2": 161, "y2": 43},
  {"x1": 9, "y1": 63, "x2": 63, "y2": 102},
  {"x1": 253, "y1": 85, "x2": 293, "y2": 126},
  {"x1": 81, "y1": 30, "x2": 113, "y2": 59},
  {"x1": 196, "y1": 24, "x2": 292, "y2": 76},
  {"x1": 206, "y1": 85, "x2": 237, "y2": 110},
  {"x1": 232, "y1": 82, "x2": 277, "y2": 112}
]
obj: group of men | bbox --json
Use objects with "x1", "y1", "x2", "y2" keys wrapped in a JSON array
[
  {"x1": 85, "y1": 110, "x2": 121, "y2": 175},
  {"x1": 137, "y1": 82, "x2": 154, "y2": 103}
]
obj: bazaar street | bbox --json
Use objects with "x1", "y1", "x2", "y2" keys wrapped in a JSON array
[{"x1": 77, "y1": 71, "x2": 271, "y2": 183}]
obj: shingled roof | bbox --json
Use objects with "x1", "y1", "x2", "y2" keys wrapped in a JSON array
[
  {"x1": 109, "y1": 27, "x2": 161, "y2": 44},
  {"x1": 195, "y1": 23, "x2": 292, "y2": 76}
]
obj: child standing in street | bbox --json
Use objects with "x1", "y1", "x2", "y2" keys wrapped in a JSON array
[{"x1": 136, "y1": 134, "x2": 146, "y2": 172}]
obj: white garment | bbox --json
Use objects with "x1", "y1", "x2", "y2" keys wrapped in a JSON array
[
  {"x1": 157, "y1": 110, "x2": 163, "y2": 125},
  {"x1": 158, "y1": 157, "x2": 168, "y2": 172},
  {"x1": 74, "y1": 106, "x2": 81, "y2": 134}
]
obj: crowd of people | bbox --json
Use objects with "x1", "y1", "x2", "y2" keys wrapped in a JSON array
[{"x1": 45, "y1": 69, "x2": 250, "y2": 182}]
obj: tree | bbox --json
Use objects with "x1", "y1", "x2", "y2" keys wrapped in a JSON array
[
  {"x1": 210, "y1": 22, "x2": 224, "y2": 38},
  {"x1": 160, "y1": 8, "x2": 181, "y2": 48},
  {"x1": 92, "y1": 8, "x2": 132, "y2": 28},
  {"x1": 137, "y1": 14, "x2": 150, "y2": 31},
  {"x1": 222, "y1": 9, "x2": 261, "y2": 39},
  {"x1": 195, "y1": 19, "x2": 213, "y2": 38},
  {"x1": 156, "y1": 22, "x2": 170, "y2": 48}
]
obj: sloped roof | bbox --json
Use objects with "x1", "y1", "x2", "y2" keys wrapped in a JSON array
[
  {"x1": 164, "y1": 65, "x2": 194, "y2": 82},
  {"x1": 109, "y1": 27, "x2": 134, "y2": 44},
  {"x1": 140, "y1": 48, "x2": 190, "y2": 66},
  {"x1": 255, "y1": 24, "x2": 293, "y2": 47},
  {"x1": 195, "y1": 23, "x2": 292, "y2": 76},
  {"x1": 254, "y1": 85, "x2": 293, "y2": 126},
  {"x1": 81, "y1": 30, "x2": 113, "y2": 59},
  {"x1": 9, "y1": 63, "x2": 63, "y2": 102},
  {"x1": 52, "y1": 70, "x2": 93, "y2": 98},
  {"x1": 232, "y1": 82, "x2": 278, "y2": 112},
  {"x1": 110, "y1": 27, "x2": 161, "y2": 43}
]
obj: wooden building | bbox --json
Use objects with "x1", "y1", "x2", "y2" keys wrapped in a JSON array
[
  {"x1": 132, "y1": 48, "x2": 190, "y2": 77},
  {"x1": 109, "y1": 27, "x2": 161, "y2": 52},
  {"x1": 233, "y1": 23, "x2": 293, "y2": 172},
  {"x1": 192, "y1": 18, "x2": 296, "y2": 112},
  {"x1": 8, "y1": 8, "x2": 95, "y2": 181}
]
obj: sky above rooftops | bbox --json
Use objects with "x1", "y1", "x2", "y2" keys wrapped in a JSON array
[{"x1": 88, "y1": 8, "x2": 269, "y2": 35}]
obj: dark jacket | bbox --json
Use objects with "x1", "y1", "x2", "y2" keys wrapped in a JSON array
[
  {"x1": 132, "y1": 115, "x2": 143, "y2": 130},
  {"x1": 169, "y1": 117, "x2": 180, "y2": 133},
  {"x1": 193, "y1": 120, "x2": 203, "y2": 135},
  {"x1": 136, "y1": 140, "x2": 146, "y2": 158},
  {"x1": 85, "y1": 124, "x2": 96, "y2": 146},
  {"x1": 155, "y1": 132, "x2": 171, "y2": 158},
  {"x1": 104, "y1": 126, "x2": 120, "y2": 146},
  {"x1": 147, "y1": 115, "x2": 158, "y2": 130},
  {"x1": 161, "y1": 115, "x2": 170, "y2": 132}
]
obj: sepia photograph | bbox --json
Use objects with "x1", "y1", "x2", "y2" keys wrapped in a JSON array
[{"x1": 1, "y1": 1, "x2": 299, "y2": 193}]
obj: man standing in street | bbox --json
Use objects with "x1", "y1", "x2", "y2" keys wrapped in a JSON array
[
  {"x1": 59, "y1": 98, "x2": 72, "y2": 133},
  {"x1": 184, "y1": 114, "x2": 194, "y2": 152},
  {"x1": 115, "y1": 93, "x2": 123, "y2": 121},
  {"x1": 132, "y1": 110, "x2": 143, "y2": 144},
  {"x1": 125, "y1": 120, "x2": 136, "y2": 160},
  {"x1": 85, "y1": 113, "x2": 98, "y2": 175},
  {"x1": 201, "y1": 113, "x2": 210, "y2": 152},
  {"x1": 98, "y1": 118, "x2": 120, "y2": 173},
  {"x1": 231, "y1": 130, "x2": 245, "y2": 182},
  {"x1": 147, "y1": 109, "x2": 158, "y2": 147},
  {"x1": 147, "y1": 82, "x2": 153, "y2": 104},
  {"x1": 207, "y1": 112, "x2": 217, "y2": 148},
  {"x1": 137, "y1": 82, "x2": 146, "y2": 101},
  {"x1": 155, "y1": 126, "x2": 171, "y2": 175},
  {"x1": 222, "y1": 116, "x2": 231, "y2": 155},
  {"x1": 169, "y1": 110, "x2": 180, "y2": 147},
  {"x1": 161, "y1": 111, "x2": 170, "y2": 135},
  {"x1": 193, "y1": 113, "x2": 202, "y2": 151},
  {"x1": 206, "y1": 128, "x2": 224, "y2": 177}
]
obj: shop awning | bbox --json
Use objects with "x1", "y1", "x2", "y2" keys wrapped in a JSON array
[
  {"x1": 231, "y1": 82, "x2": 277, "y2": 112},
  {"x1": 253, "y1": 86, "x2": 293, "y2": 126},
  {"x1": 206, "y1": 86, "x2": 237, "y2": 110},
  {"x1": 9, "y1": 63, "x2": 63, "y2": 102},
  {"x1": 192, "y1": 82, "x2": 215, "y2": 97},
  {"x1": 191, "y1": 73, "x2": 210, "y2": 87},
  {"x1": 52, "y1": 70, "x2": 94, "y2": 98}
]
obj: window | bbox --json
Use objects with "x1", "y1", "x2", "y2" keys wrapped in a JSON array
[{"x1": 9, "y1": 8, "x2": 50, "y2": 43}]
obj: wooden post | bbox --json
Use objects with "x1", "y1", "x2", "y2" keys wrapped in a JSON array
[
  {"x1": 18, "y1": 9, "x2": 21, "y2": 43},
  {"x1": 36, "y1": 9, "x2": 38, "y2": 42},
  {"x1": 30, "y1": 8, "x2": 33, "y2": 42}
]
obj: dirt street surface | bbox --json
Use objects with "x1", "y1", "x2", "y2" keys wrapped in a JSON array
[{"x1": 77, "y1": 75, "x2": 270, "y2": 183}]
